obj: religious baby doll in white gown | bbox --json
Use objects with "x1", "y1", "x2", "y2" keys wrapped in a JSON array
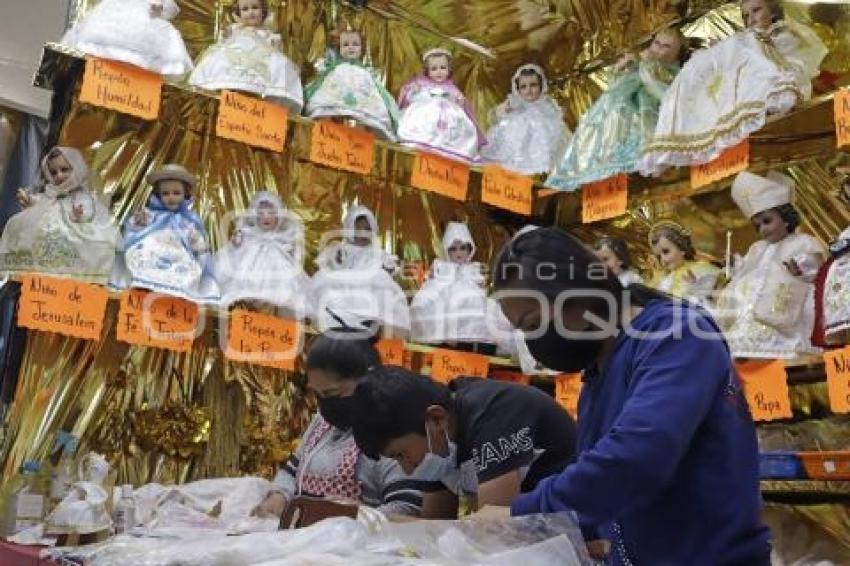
[
  {"x1": 648, "y1": 220, "x2": 721, "y2": 304},
  {"x1": 46, "y1": 453, "x2": 112, "y2": 537},
  {"x1": 109, "y1": 164, "x2": 220, "y2": 303},
  {"x1": 410, "y1": 222, "x2": 513, "y2": 354},
  {"x1": 639, "y1": 0, "x2": 827, "y2": 175},
  {"x1": 61, "y1": 0, "x2": 193, "y2": 77},
  {"x1": 215, "y1": 191, "x2": 309, "y2": 319},
  {"x1": 189, "y1": 0, "x2": 303, "y2": 111},
  {"x1": 813, "y1": 168, "x2": 850, "y2": 346},
  {"x1": 716, "y1": 171, "x2": 825, "y2": 359},
  {"x1": 481, "y1": 64, "x2": 570, "y2": 175},
  {"x1": 396, "y1": 48, "x2": 484, "y2": 162},
  {"x1": 593, "y1": 236, "x2": 644, "y2": 288},
  {"x1": 0, "y1": 147, "x2": 118, "y2": 283},
  {"x1": 304, "y1": 26, "x2": 399, "y2": 141},
  {"x1": 308, "y1": 205, "x2": 410, "y2": 336}
]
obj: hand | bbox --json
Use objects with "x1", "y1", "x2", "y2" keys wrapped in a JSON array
[
  {"x1": 251, "y1": 492, "x2": 287, "y2": 518},
  {"x1": 231, "y1": 229, "x2": 243, "y2": 247},
  {"x1": 16, "y1": 188, "x2": 32, "y2": 208},
  {"x1": 613, "y1": 52, "x2": 637, "y2": 72},
  {"x1": 133, "y1": 209, "x2": 150, "y2": 226},
  {"x1": 784, "y1": 259, "x2": 803, "y2": 277},
  {"x1": 683, "y1": 269, "x2": 697, "y2": 284},
  {"x1": 149, "y1": 1, "x2": 163, "y2": 17},
  {"x1": 70, "y1": 203, "x2": 84, "y2": 222},
  {"x1": 587, "y1": 539, "x2": 611, "y2": 561}
]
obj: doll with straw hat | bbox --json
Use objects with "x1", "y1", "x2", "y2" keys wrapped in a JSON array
[{"x1": 715, "y1": 170, "x2": 825, "y2": 359}]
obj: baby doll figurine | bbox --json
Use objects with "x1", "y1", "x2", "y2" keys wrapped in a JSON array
[
  {"x1": 546, "y1": 28, "x2": 685, "y2": 191},
  {"x1": 717, "y1": 171, "x2": 825, "y2": 359},
  {"x1": 62, "y1": 0, "x2": 193, "y2": 77},
  {"x1": 215, "y1": 191, "x2": 309, "y2": 319},
  {"x1": 410, "y1": 222, "x2": 511, "y2": 354},
  {"x1": 648, "y1": 220, "x2": 720, "y2": 302},
  {"x1": 46, "y1": 453, "x2": 112, "y2": 538},
  {"x1": 481, "y1": 64, "x2": 570, "y2": 175},
  {"x1": 304, "y1": 25, "x2": 399, "y2": 140},
  {"x1": 639, "y1": 0, "x2": 827, "y2": 175},
  {"x1": 593, "y1": 236, "x2": 644, "y2": 288},
  {"x1": 189, "y1": 0, "x2": 303, "y2": 111},
  {"x1": 396, "y1": 48, "x2": 484, "y2": 162},
  {"x1": 308, "y1": 205, "x2": 410, "y2": 336},
  {"x1": 109, "y1": 164, "x2": 220, "y2": 303},
  {"x1": 813, "y1": 167, "x2": 850, "y2": 346},
  {"x1": 0, "y1": 146, "x2": 118, "y2": 283}
]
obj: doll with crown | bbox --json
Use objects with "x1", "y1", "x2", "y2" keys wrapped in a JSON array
[
  {"x1": 396, "y1": 48, "x2": 484, "y2": 162},
  {"x1": 189, "y1": 0, "x2": 303, "y2": 111},
  {"x1": 638, "y1": 0, "x2": 827, "y2": 175},
  {"x1": 304, "y1": 25, "x2": 399, "y2": 140},
  {"x1": 481, "y1": 64, "x2": 570, "y2": 175},
  {"x1": 648, "y1": 220, "x2": 720, "y2": 303},
  {"x1": 716, "y1": 171, "x2": 825, "y2": 358},
  {"x1": 109, "y1": 164, "x2": 220, "y2": 303},
  {"x1": 61, "y1": 0, "x2": 193, "y2": 77}
]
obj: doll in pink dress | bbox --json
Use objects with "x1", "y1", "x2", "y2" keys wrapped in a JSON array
[{"x1": 396, "y1": 48, "x2": 484, "y2": 162}]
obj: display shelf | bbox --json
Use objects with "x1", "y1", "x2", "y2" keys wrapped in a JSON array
[{"x1": 761, "y1": 480, "x2": 850, "y2": 505}]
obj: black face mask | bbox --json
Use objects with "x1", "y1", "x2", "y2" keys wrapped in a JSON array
[
  {"x1": 318, "y1": 395, "x2": 358, "y2": 430},
  {"x1": 523, "y1": 320, "x2": 606, "y2": 374}
]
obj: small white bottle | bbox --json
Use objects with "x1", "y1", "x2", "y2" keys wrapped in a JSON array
[{"x1": 112, "y1": 484, "x2": 135, "y2": 534}]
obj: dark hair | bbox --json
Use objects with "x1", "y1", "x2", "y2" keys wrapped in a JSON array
[
  {"x1": 649, "y1": 226, "x2": 696, "y2": 261},
  {"x1": 514, "y1": 68, "x2": 543, "y2": 91},
  {"x1": 742, "y1": 0, "x2": 783, "y2": 27},
  {"x1": 351, "y1": 366, "x2": 452, "y2": 459},
  {"x1": 233, "y1": 0, "x2": 269, "y2": 21},
  {"x1": 773, "y1": 203, "x2": 800, "y2": 234},
  {"x1": 305, "y1": 331, "x2": 381, "y2": 381},
  {"x1": 152, "y1": 179, "x2": 191, "y2": 197},
  {"x1": 593, "y1": 236, "x2": 632, "y2": 270}
]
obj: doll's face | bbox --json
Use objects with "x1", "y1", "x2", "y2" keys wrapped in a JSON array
[
  {"x1": 595, "y1": 245, "x2": 624, "y2": 275},
  {"x1": 751, "y1": 209, "x2": 789, "y2": 243},
  {"x1": 646, "y1": 30, "x2": 683, "y2": 65},
  {"x1": 352, "y1": 216, "x2": 373, "y2": 247},
  {"x1": 516, "y1": 74, "x2": 542, "y2": 102},
  {"x1": 256, "y1": 201, "x2": 279, "y2": 231},
  {"x1": 237, "y1": 0, "x2": 266, "y2": 27},
  {"x1": 447, "y1": 241, "x2": 472, "y2": 264},
  {"x1": 742, "y1": 0, "x2": 774, "y2": 31},
  {"x1": 158, "y1": 180, "x2": 188, "y2": 211},
  {"x1": 652, "y1": 236, "x2": 686, "y2": 271},
  {"x1": 426, "y1": 55, "x2": 451, "y2": 82},
  {"x1": 339, "y1": 31, "x2": 363, "y2": 60},
  {"x1": 46, "y1": 153, "x2": 74, "y2": 186}
]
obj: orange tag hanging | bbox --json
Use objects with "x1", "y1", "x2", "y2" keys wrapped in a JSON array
[
  {"x1": 834, "y1": 89, "x2": 850, "y2": 148},
  {"x1": 216, "y1": 90, "x2": 288, "y2": 152},
  {"x1": 735, "y1": 360, "x2": 792, "y2": 421},
  {"x1": 481, "y1": 165, "x2": 534, "y2": 216},
  {"x1": 430, "y1": 348, "x2": 489, "y2": 384},
  {"x1": 554, "y1": 373, "x2": 583, "y2": 419},
  {"x1": 79, "y1": 57, "x2": 162, "y2": 120},
  {"x1": 116, "y1": 289, "x2": 199, "y2": 353},
  {"x1": 309, "y1": 120, "x2": 375, "y2": 175},
  {"x1": 824, "y1": 347, "x2": 850, "y2": 414},
  {"x1": 581, "y1": 174, "x2": 628, "y2": 223},
  {"x1": 690, "y1": 139, "x2": 750, "y2": 189},
  {"x1": 410, "y1": 152, "x2": 470, "y2": 201},
  {"x1": 224, "y1": 309, "x2": 301, "y2": 370},
  {"x1": 18, "y1": 275, "x2": 108, "y2": 341}
]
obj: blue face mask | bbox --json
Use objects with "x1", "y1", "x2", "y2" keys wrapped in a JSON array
[{"x1": 410, "y1": 426, "x2": 460, "y2": 493}]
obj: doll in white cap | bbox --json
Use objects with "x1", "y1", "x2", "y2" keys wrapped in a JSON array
[
  {"x1": 304, "y1": 25, "x2": 399, "y2": 140},
  {"x1": 61, "y1": 0, "x2": 193, "y2": 77},
  {"x1": 410, "y1": 221, "x2": 513, "y2": 353},
  {"x1": 716, "y1": 170, "x2": 825, "y2": 358},
  {"x1": 109, "y1": 164, "x2": 220, "y2": 303},
  {"x1": 0, "y1": 146, "x2": 118, "y2": 283},
  {"x1": 481, "y1": 64, "x2": 570, "y2": 175},
  {"x1": 396, "y1": 48, "x2": 484, "y2": 161},
  {"x1": 308, "y1": 205, "x2": 409, "y2": 337},
  {"x1": 189, "y1": 0, "x2": 303, "y2": 111},
  {"x1": 215, "y1": 191, "x2": 309, "y2": 319}
]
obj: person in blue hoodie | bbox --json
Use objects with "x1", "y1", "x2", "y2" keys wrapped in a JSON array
[{"x1": 492, "y1": 226, "x2": 771, "y2": 566}]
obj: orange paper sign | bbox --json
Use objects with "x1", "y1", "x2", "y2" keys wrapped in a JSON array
[
  {"x1": 834, "y1": 89, "x2": 850, "y2": 148},
  {"x1": 491, "y1": 371, "x2": 531, "y2": 386},
  {"x1": 216, "y1": 90, "x2": 288, "y2": 152},
  {"x1": 116, "y1": 289, "x2": 200, "y2": 353},
  {"x1": 735, "y1": 360, "x2": 792, "y2": 421},
  {"x1": 824, "y1": 347, "x2": 850, "y2": 414},
  {"x1": 17, "y1": 275, "x2": 108, "y2": 341},
  {"x1": 581, "y1": 174, "x2": 628, "y2": 223},
  {"x1": 430, "y1": 348, "x2": 489, "y2": 384},
  {"x1": 481, "y1": 166, "x2": 533, "y2": 216},
  {"x1": 376, "y1": 338, "x2": 405, "y2": 367},
  {"x1": 309, "y1": 120, "x2": 375, "y2": 175},
  {"x1": 554, "y1": 373, "x2": 582, "y2": 420},
  {"x1": 690, "y1": 139, "x2": 750, "y2": 189},
  {"x1": 410, "y1": 152, "x2": 470, "y2": 201},
  {"x1": 224, "y1": 309, "x2": 300, "y2": 370},
  {"x1": 79, "y1": 57, "x2": 162, "y2": 120}
]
